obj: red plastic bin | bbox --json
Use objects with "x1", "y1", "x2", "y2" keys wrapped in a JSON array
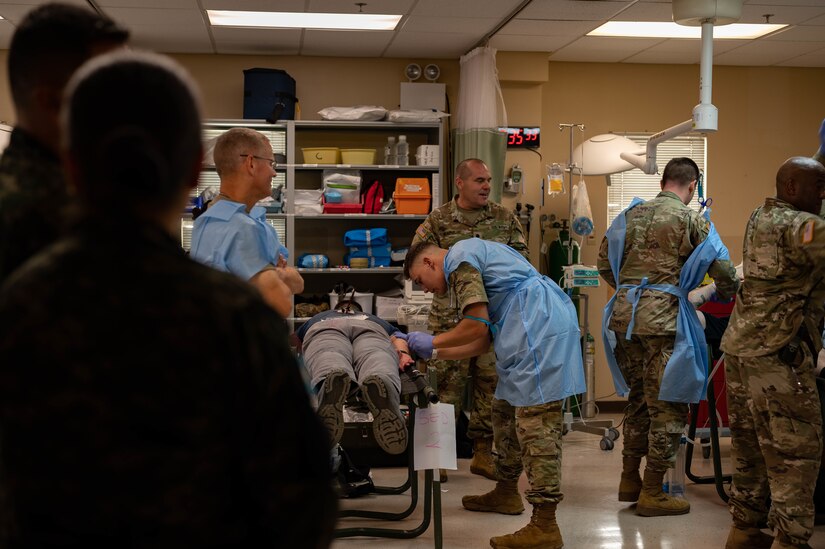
[{"x1": 323, "y1": 196, "x2": 363, "y2": 214}]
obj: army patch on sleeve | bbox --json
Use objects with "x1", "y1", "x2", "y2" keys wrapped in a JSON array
[
  {"x1": 802, "y1": 219, "x2": 815, "y2": 244},
  {"x1": 416, "y1": 224, "x2": 428, "y2": 239}
]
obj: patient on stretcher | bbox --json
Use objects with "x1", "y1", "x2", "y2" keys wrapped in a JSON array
[{"x1": 296, "y1": 300, "x2": 413, "y2": 455}]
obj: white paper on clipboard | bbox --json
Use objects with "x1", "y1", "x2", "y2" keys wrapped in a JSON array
[{"x1": 413, "y1": 402, "x2": 457, "y2": 471}]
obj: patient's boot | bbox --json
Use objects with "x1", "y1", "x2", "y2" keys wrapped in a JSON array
[
  {"x1": 361, "y1": 375, "x2": 408, "y2": 455},
  {"x1": 725, "y1": 519, "x2": 773, "y2": 549},
  {"x1": 463, "y1": 480, "x2": 524, "y2": 515},
  {"x1": 618, "y1": 456, "x2": 642, "y2": 502},
  {"x1": 489, "y1": 502, "x2": 563, "y2": 549},
  {"x1": 635, "y1": 469, "x2": 690, "y2": 516},
  {"x1": 470, "y1": 437, "x2": 496, "y2": 480},
  {"x1": 317, "y1": 371, "x2": 350, "y2": 447}
]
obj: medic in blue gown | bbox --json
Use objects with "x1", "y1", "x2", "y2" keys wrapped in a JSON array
[{"x1": 403, "y1": 238, "x2": 584, "y2": 549}]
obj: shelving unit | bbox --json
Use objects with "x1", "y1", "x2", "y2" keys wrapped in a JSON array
[{"x1": 188, "y1": 119, "x2": 445, "y2": 323}]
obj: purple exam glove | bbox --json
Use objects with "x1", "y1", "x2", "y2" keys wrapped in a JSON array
[{"x1": 406, "y1": 331, "x2": 435, "y2": 360}]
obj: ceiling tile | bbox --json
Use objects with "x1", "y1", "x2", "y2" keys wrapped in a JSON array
[
  {"x1": 105, "y1": 7, "x2": 205, "y2": 26},
  {"x1": 550, "y1": 36, "x2": 666, "y2": 62},
  {"x1": 302, "y1": 29, "x2": 394, "y2": 57},
  {"x1": 201, "y1": 0, "x2": 305, "y2": 9},
  {"x1": 775, "y1": 46, "x2": 825, "y2": 67},
  {"x1": 410, "y1": 0, "x2": 522, "y2": 19},
  {"x1": 745, "y1": 0, "x2": 825, "y2": 6},
  {"x1": 624, "y1": 37, "x2": 748, "y2": 63},
  {"x1": 801, "y1": 13, "x2": 825, "y2": 25},
  {"x1": 764, "y1": 25, "x2": 825, "y2": 41},
  {"x1": 519, "y1": 0, "x2": 635, "y2": 21},
  {"x1": 308, "y1": 0, "x2": 415, "y2": 14},
  {"x1": 612, "y1": 2, "x2": 675, "y2": 22},
  {"x1": 384, "y1": 31, "x2": 477, "y2": 58},
  {"x1": 98, "y1": 0, "x2": 197, "y2": 7},
  {"x1": 488, "y1": 34, "x2": 574, "y2": 53},
  {"x1": 402, "y1": 16, "x2": 500, "y2": 34},
  {"x1": 738, "y1": 4, "x2": 825, "y2": 24},
  {"x1": 0, "y1": 1, "x2": 89, "y2": 24},
  {"x1": 211, "y1": 26, "x2": 301, "y2": 54},
  {"x1": 500, "y1": 19, "x2": 600, "y2": 37},
  {"x1": 714, "y1": 39, "x2": 824, "y2": 65}
]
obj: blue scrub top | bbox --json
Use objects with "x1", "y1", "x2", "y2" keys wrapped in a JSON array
[
  {"x1": 190, "y1": 199, "x2": 288, "y2": 281},
  {"x1": 444, "y1": 238, "x2": 585, "y2": 407}
]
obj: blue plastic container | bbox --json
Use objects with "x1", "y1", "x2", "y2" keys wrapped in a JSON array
[{"x1": 243, "y1": 68, "x2": 297, "y2": 121}]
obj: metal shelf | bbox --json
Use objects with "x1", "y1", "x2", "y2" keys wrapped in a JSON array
[
  {"x1": 297, "y1": 267, "x2": 403, "y2": 274},
  {"x1": 293, "y1": 120, "x2": 441, "y2": 130},
  {"x1": 294, "y1": 164, "x2": 437, "y2": 171}
]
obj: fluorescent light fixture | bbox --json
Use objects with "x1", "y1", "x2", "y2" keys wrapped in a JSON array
[
  {"x1": 588, "y1": 21, "x2": 786, "y2": 39},
  {"x1": 207, "y1": 10, "x2": 401, "y2": 31}
]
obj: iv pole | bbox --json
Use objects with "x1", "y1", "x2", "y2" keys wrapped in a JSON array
[{"x1": 557, "y1": 123, "x2": 618, "y2": 448}]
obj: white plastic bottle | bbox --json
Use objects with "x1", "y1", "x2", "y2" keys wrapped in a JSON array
[
  {"x1": 384, "y1": 136, "x2": 396, "y2": 165},
  {"x1": 396, "y1": 135, "x2": 409, "y2": 166}
]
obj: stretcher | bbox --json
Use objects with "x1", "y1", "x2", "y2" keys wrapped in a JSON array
[{"x1": 334, "y1": 367, "x2": 444, "y2": 548}]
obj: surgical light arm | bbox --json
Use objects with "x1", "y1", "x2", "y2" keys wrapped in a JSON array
[{"x1": 619, "y1": 21, "x2": 718, "y2": 175}]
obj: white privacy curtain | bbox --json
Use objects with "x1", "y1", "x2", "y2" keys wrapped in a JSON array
[{"x1": 452, "y1": 46, "x2": 508, "y2": 202}]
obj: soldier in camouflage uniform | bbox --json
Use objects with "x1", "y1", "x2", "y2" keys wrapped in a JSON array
[
  {"x1": 0, "y1": 4, "x2": 128, "y2": 285},
  {"x1": 411, "y1": 158, "x2": 528, "y2": 480},
  {"x1": 598, "y1": 157, "x2": 738, "y2": 517},
  {"x1": 404, "y1": 239, "x2": 584, "y2": 549},
  {"x1": 721, "y1": 157, "x2": 825, "y2": 549}
]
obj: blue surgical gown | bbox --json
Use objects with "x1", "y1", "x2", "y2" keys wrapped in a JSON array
[{"x1": 444, "y1": 238, "x2": 585, "y2": 407}]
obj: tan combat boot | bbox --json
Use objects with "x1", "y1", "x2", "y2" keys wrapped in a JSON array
[
  {"x1": 770, "y1": 533, "x2": 813, "y2": 548},
  {"x1": 462, "y1": 480, "x2": 524, "y2": 515},
  {"x1": 489, "y1": 502, "x2": 563, "y2": 549},
  {"x1": 470, "y1": 437, "x2": 496, "y2": 480},
  {"x1": 725, "y1": 520, "x2": 773, "y2": 549},
  {"x1": 618, "y1": 456, "x2": 642, "y2": 502},
  {"x1": 635, "y1": 469, "x2": 690, "y2": 516}
]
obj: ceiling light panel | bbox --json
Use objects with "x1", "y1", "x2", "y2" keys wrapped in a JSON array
[
  {"x1": 207, "y1": 10, "x2": 402, "y2": 30},
  {"x1": 589, "y1": 21, "x2": 786, "y2": 39}
]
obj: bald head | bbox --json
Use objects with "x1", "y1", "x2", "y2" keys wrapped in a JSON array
[{"x1": 776, "y1": 156, "x2": 825, "y2": 215}]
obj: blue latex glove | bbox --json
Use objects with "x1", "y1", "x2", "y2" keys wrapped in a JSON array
[
  {"x1": 390, "y1": 330, "x2": 407, "y2": 340},
  {"x1": 406, "y1": 331, "x2": 435, "y2": 360}
]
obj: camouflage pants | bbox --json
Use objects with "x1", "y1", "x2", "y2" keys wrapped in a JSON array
[
  {"x1": 726, "y1": 351, "x2": 823, "y2": 545},
  {"x1": 492, "y1": 397, "x2": 563, "y2": 505},
  {"x1": 614, "y1": 334, "x2": 688, "y2": 472},
  {"x1": 426, "y1": 348, "x2": 497, "y2": 440}
]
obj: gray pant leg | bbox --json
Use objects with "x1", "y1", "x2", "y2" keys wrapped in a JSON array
[
  {"x1": 349, "y1": 321, "x2": 401, "y2": 400},
  {"x1": 303, "y1": 322, "x2": 356, "y2": 390}
]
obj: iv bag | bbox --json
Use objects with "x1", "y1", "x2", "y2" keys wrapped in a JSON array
[{"x1": 547, "y1": 163, "x2": 564, "y2": 196}]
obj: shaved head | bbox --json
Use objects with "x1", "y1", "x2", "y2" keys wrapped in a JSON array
[{"x1": 776, "y1": 156, "x2": 825, "y2": 215}]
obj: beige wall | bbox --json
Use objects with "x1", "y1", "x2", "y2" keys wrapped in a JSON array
[
  {"x1": 0, "y1": 51, "x2": 460, "y2": 126},
  {"x1": 497, "y1": 53, "x2": 825, "y2": 400}
]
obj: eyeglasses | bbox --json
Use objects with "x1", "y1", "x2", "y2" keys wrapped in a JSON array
[{"x1": 240, "y1": 154, "x2": 277, "y2": 170}]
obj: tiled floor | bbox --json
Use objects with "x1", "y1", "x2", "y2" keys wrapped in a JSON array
[{"x1": 331, "y1": 414, "x2": 825, "y2": 548}]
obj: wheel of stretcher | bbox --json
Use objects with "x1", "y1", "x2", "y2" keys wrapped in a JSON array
[
  {"x1": 608, "y1": 427, "x2": 620, "y2": 441},
  {"x1": 600, "y1": 437, "x2": 614, "y2": 451}
]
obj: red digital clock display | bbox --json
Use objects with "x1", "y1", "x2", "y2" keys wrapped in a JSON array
[{"x1": 498, "y1": 127, "x2": 541, "y2": 148}]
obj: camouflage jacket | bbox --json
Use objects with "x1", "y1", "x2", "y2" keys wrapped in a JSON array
[
  {"x1": 598, "y1": 191, "x2": 738, "y2": 335},
  {"x1": 412, "y1": 197, "x2": 528, "y2": 331},
  {"x1": 721, "y1": 197, "x2": 825, "y2": 357},
  {"x1": 0, "y1": 218, "x2": 337, "y2": 545},
  {"x1": 0, "y1": 128, "x2": 67, "y2": 285}
]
